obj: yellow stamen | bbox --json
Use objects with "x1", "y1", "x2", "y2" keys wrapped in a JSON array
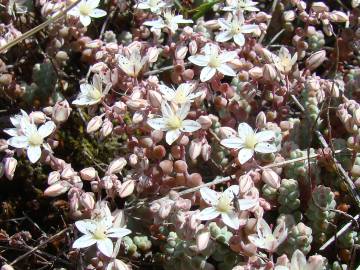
[
  {"x1": 216, "y1": 195, "x2": 233, "y2": 213},
  {"x1": 166, "y1": 115, "x2": 182, "y2": 130},
  {"x1": 244, "y1": 135, "x2": 257, "y2": 149},
  {"x1": 28, "y1": 132, "x2": 43, "y2": 146}
]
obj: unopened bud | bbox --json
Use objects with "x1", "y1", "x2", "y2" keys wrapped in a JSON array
[
  {"x1": 197, "y1": 115, "x2": 212, "y2": 129},
  {"x1": 44, "y1": 181, "x2": 70, "y2": 196},
  {"x1": 80, "y1": 192, "x2": 95, "y2": 209},
  {"x1": 256, "y1": 111, "x2": 267, "y2": 129},
  {"x1": 175, "y1": 46, "x2": 188, "y2": 60},
  {"x1": 107, "y1": 158, "x2": 127, "y2": 174},
  {"x1": 30, "y1": 111, "x2": 46, "y2": 124},
  {"x1": 201, "y1": 143, "x2": 211, "y2": 161},
  {"x1": 52, "y1": 99, "x2": 72, "y2": 123},
  {"x1": 148, "y1": 90, "x2": 162, "y2": 108},
  {"x1": 189, "y1": 40, "x2": 198, "y2": 55},
  {"x1": 283, "y1": 10, "x2": 296, "y2": 22},
  {"x1": 61, "y1": 165, "x2": 76, "y2": 180},
  {"x1": 249, "y1": 66, "x2": 263, "y2": 79},
  {"x1": 4, "y1": 157, "x2": 17, "y2": 180},
  {"x1": 148, "y1": 47, "x2": 159, "y2": 63},
  {"x1": 311, "y1": 2, "x2": 329, "y2": 13},
  {"x1": 261, "y1": 169, "x2": 280, "y2": 189},
  {"x1": 118, "y1": 180, "x2": 135, "y2": 198},
  {"x1": 329, "y1": 11, "x2": 349, "y2": 23},
  {"x1": 189, "y1": 139, "x2": 202, "y2": 160},
  {"x1": 48, "y1": 171, "x2": 61, "y2": 185},
  {"x1": 196, "y1": 231, "x2": 210, "y2": 251},
  {"x1": 101, "y1": 119, "x2": 113, "y2": 138},
  {"x1": 80, "y1": 167, "x2": 97, "y2": 181},
  {"x1": 263, "y1": 64, "x2": 277, "y2": 82},
  {"x1": 87, "y1": 116, "x2": 103, "y2": 133},
  {"x1": 305, "y1": 50, "x2": 326, "y2": 71}
]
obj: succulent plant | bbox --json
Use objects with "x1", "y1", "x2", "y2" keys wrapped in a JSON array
[
  {"x1": 278, "y1": 178, "x2": 301, "y2": 215},
  {"x1": 279, "y1": 222, "x2": 313, "y2": 256}
]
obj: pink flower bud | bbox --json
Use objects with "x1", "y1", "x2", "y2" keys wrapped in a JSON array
[
  {"x1": 306, "y1": 50, "x2": 326, "y2": 70},
  {"x1": 189, "y1": 139, "x2": 202, "y2": 160},
  {"x1": 311, "y1": 2, "x2": 329, "y2": 12},
  {"x1": 52, "y1": 99, "x2": 72, "y2": 123},
  {"x1": 175, "y1": 46, "x2": 188, "y2": 60},
  {"x1": 87, "y1": 116, "x2": 103, "y2": 133},
  {"x1": 101, "y1": 119, "x2": 113, "y2": 138},
  {"x1": 30, "y1": 111, "x2": 46, "y2": 124},
  {"x1": 255, "y1": 111, "x2": 267, "y2": 129},
  {"x1": 263, "y1": 64, "x2": 277, "y2": 81},
  {"x1": 148, "y1": 47, "x2": 159, "y2": 63},
  {"x1": 201, "y1": 143, "x2": 211, "y2": 161},
  {"x1": 80, "y1": 192, "x2": 95, "y2": 209},
  {"x1": 283, "y1": 10, "x2": 296, "y2": 22},
  {"x1": 118, "y1": 180, "x2": 135, "y2": 198},
  {"x1": 239, "y1": 174, "x2": 254, "y2": 193},
  {"x1": 249, "y1": 66, "x2": 263, "y2": 79},
  {"x1": 4, "y1": 157, "x2": 17, "y2": 180},
  {"x1": 148, "y1": 90, "x2": 162, "y2": 108},
  {"x1": 0, "y1": 139, "x2": 8, "y2": 152},
  {"x1": 80, "y1": 167, "x2": 97, "y2": 181},
  {"x1": 196, "y1": 231, "x2": 210, "y2": 251},
  {"x1": 261, "y1": 169, "x2": 280, "y2": 189},
  {"x1": 44, "y1": 181, "x2": 70, "y2": 196},
  {"x1": 329, "y1": 11, "x2": 348, "y2": 23},
  {"x1": 61, "y1": 165, "x2": 76, "y2": 180},
  {"x1": 107, "y1": 158, "x2": 127, "y2": 174},
  {"x1": 189, "y1": 40, "x2": 198, "y2": 55},
  {"x1": 101, "y1": 175, "x2": 114, "y2": 190},
  {"x1": 159, "y1": 202, "x2": 172, "y2": 219},
  {"x1": 197, "y1": 115, "x2": 212, "y2": 129},
  {"x1": 126, "y1": 99, "x2": 148, "y2": 110},
  {"x1": 132, "y1": 111, "x2": 144, "y2": 124},
  {"x1": 113, "y1": 101, "x2": 127, "y2": 114},
  {"x1": 48, "y1": 171, "x2": 61, "y2": 185}
]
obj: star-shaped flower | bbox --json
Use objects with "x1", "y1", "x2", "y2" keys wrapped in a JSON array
[
  {"x1": 135, "y1": 0, "x2": 170, "y2": 14},
  {"x1": 147, "y1": 102, "x2": 201, "y2": 145},
  {"x1": 275, "y1": 250, "x2": 326, "y2": 270},
  {"x1": 273, "y1": 46, "x2": 298, "y2": 74},
  {"x1": 198, "y1": 185, "x2": 258, "y2": 229},
  {"x1": 67, "y1": 0, "x2": 106, "y2": 27},
  {"x1": 159, "y1": 83, "x2": 202, "y2": 105},
  {"x1": 222, "y1": 0, "x2": 259, "y2": 13},
  {"x1": 73, "y1": 210, "x2": 131, "y2": 257},
  {"x1": 7, "y1": 120, "x2": 56, "y2": 163},
  {"x1": 220, "y1": 122, "x2": 277, "y2": 164},
  {"x1": 118, "y1": 47, "x2": 148, "y2": 78},
  {"x1": 188, "y1": 43, "x2": 237, "y2": 82},
  {"x1": 72, "y1": 74, "x2": 110, "y2": 106},
  {"x1": 216, "y1": 12, "x2": 259, "y2": 47},
  {"x1": 4, "y1": 109, "x2": 30, "y2": 137}
]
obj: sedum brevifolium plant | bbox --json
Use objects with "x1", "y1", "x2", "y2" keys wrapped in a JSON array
[{"x1": 0, "y1": 0, "x2": 359, "y2": 269}]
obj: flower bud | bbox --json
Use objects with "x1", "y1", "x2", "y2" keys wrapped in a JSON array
[
  {"x1": 189, "y1": 139, "x2": 202, "y2": 160},
  {"x1": 80, "y1": 192, "x2": 95, "y2": 209},
  {"x1": 113, "y1": 101, "x2": 127, "y2": 114},
  {"x1": 101, "y1": 119, "x2": 113, "y2": 138},
  {"x1": 197, "y1": 115, "x2": 212, "y2": 129},
  {"x1": 48, "y1": 171, "x2": 61, "y2": 185},
  {"x1": 201, "y1": 143, "x2": 211, "y2": 161},
  {"x1": 283, "y1": 10, "x2": 296, "y2": 22},
  {"x1": 118, "y1": 180, "x2": 135, "y2": 198},
  {"x1": 263, "y1": 64, "x2": 277, "y2": 81},
  {"x1": 101, "y1": 175, "x2": 114, "y2": 190},
  {"x1": 249, "y1": 66, "x2": 263, "y2": 79},
  {"x1": 61, "y1": 165, "x2": 76, "y2": 180},
  {"x1": 189, "y1": 40, "x2": 198, "y2": 55},
  {"x1": 305, "y1": 50, "x2": 326, "y2": 70},
  {"x1": 80, "y1": 167, "x2": 97, "y2": 181},
  {"x1": 311, "y1": 2, "x2": 329, "y2": 12},
  {"x1": 147, "y1": 47, "x2": 159, "y2": 63},
  {"x1": 107, "y1": 158, "x2": 127, "y2": 174},
  {"x1": 196, "y1": 231, "x2": 210, "y2": 251},
  {"x1": 256, "y1": 111, "x2": 267, "y2": 129},
  {"x1": 29, "y1": 111, "x2": 46, "y2": 124},
  {"x1": 148, "y1": 90, "x2": 162, "y2": 108},
  {"x1": 126, "y1": 99, "x2": 148, "y2": 110},
  {"x1": 175, "y1": 46, "x2": 188, "y2": 60},
  {"x1": 44, "y1": 181, "x2": 70, "y2": 196},
  {"x1": 329, "y1": 11, "x2": 349, "y2": 23},
  {"x1": 52, "y1": 99, "x2": 71, "y2": 123},
  {"x1": 261, "y1": 169, "x2": 280, "y2": 189},
  {"x1": 4, "y1": 157, "x2": 17, "y2": 180},
  {"x1": 87, "y1": 116, "x2": 103, "y2": 133}
]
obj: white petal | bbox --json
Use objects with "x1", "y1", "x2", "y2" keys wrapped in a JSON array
[
  {"x1": 241, "y1": 24, "x2": 259, "y2": 33},
  {"x1": 248, "y1": 234, "x2": 266, "y2": 249},
  {"x1": 72, "y1": 234, "x2": 97, "y2": 249},
  {"x1": 136, "y1": 2, "x2": 150, "y2": 9},
  {"x1": 204, "y1": 43, "x2": 219, "y2": 56},
  {"x1": 87, "y1": 0, "x2": 100, "y2": 9},
  {"x1": 161, "y1": 101, "x2": 174, "y2": 118},
  {"x1": 118, "y1": 55, "x2": 134, "y2": 76},
  {"x1": 216, "y1": 31, "x2": 233, "y2": 43},
  {"x1": 218, "y1": 18, "x2": 231, "y2": 29},
  {"x1": 107, "y1": 228, "x2": 132, "y2": 238},
  {"x1": 79, "y1": 15, "x2": 91, "y2": 26},
  {"x1": 255, "y1": 130, "x2": 275, "y2": 142},
  {"x1": 258, "y1": 219, "x2": 272, "y2": 237},
  {"x1": 223, "y1": 185, "x2": 240, "y2": 199},
  {"x1": 291, "y1": 250, "x2": 307, "y2": 270},
  {"x1": 200, "y1": 66, "x2": 216, "y2": 82},
  {"x1": 72, "y1": 96, "x2": 97, "y2": 106},
  {"x1": 159, "y1": 85, "x2": 175, "y2": 100},
  {"x1": 180, "y1": 120, "x2": 201, "y2": 132},
  {"x1": 237, "y1": 122, "x2": 254, "y2": 139},
  {"x1": 147, "y1": 118, "x2": 167, "y2": 131},
  {"x1": 8, "y1": 136, "x2": 28, "y2": 148},
  {"x1": 200, "y1": 187, "x2": 218, "y2": 205},
  {"x1": 27, "y1": 145, "x2": 42, "y2": 163},
  {"x1": 97, "y1": 238, "x2": 113, "y2": 257},
  {"x1": 275, "y1": 266, "x2": 290, "y2": 270},
  {"x1": 75, "y1": 220, "x2": 96, "y2": 234},
  {"x1": 4, "y1": 128, "x2": 18, "y2": 137},
  {"x1": 90, "y1": 8, "x2": 106, "y2": 18},
  {"x1": 217, "y1": 64, "x2": 236, "y2": 77},
  {"x1": 165, "y1": 129, "x2": 181, "y2": 145},
  {"x1": 80, "y1": 83, "x2": 92, "y2": 94},
  {"x1": 238, "y1": 148, "x2": 254, "y2": 164},
  {"x1": 198, "y1": 207, "x2": 220, "y2": 220},
  {"x1": 221, "y1": 137, "x2": 244, "y2": 149},
  {"x1": 188, "y1": 55, "x2": 209, "y2": 67},
  {"x1": 255, "y1": 142, "x2": 277, "y2": 153},
  {"x1": 219, "y1": 51, "x2": 238, "y2": 63},
  {"x1": 143, "y1": 19, "x2": 165, "y2": 29},
  {"x1": 38, "y1": 121, "x2": 56, "y2": 138},
  {"x1": 234, "y1": 33, "x2": 245, "y2": 46},
  {"x1": 177, "y1": 102, "x2": 190, "y2": 120},
  {"x1": 221, "y1": 212, "x2": 240, "y2": 229},
  {"x1": 238, "y1": 198, "x2": 258, "y2": 210}
]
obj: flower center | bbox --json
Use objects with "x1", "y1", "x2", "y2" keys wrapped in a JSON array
[
  {"x1": 230, "y1": 23, "x2": 241, "y2": 34},
  {"x1": 244, "y1": 135, "x2": 257, "y2": 149},
  {"x1": 28, "y1": 132, "x2": 43, "y2": 146},
  {"x1": 216, "y1": 195, "x2": 233, "y2": 213},
  {"x1": 79, "y1": 2, "x2": 92, "y2": 16},
  {"x1": 93, "y1": 225, "x2": 107, "y2": 240},
  {"x1": 208, "y1": 54, "x2": 221, "y2": 68},
  {"x1": 166, "y1": 115, "x2": 182, "y2": 130},
  {"x1": 89, "y1": 87, "x2": 102, "y2": 101},
  {"x1": 174, "y1": 90, "x2": 187, "y2": 104}
]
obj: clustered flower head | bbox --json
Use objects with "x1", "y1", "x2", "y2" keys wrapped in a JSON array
[{"x1": 1, "y1": 0, "x2": 358, "y2": 269}]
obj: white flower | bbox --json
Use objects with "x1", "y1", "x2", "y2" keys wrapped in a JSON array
[
  {"x1": 73, "y1": 74, "x2": 110, "y2": 106},
  {"x1": 198, "y1": 185, "x2": 258, "y2": 229},
  {"x1": 143, "y1": 10, "x2": 193, "y2": 34},
  {"x1": 135, "y1": 0, "x2": 170, "y2": 14},
  {"x1": 273, "y1": 46, "x2": 298, "y2": 74},
  {"x1": 67, "y1": 0, "x2": 106, "y2": 27},
  {"x1": 221, "y1": 122, "x2": 277, "y2": 164},
  {"x1": 216, "y1": 12, "x2": 259, "y2": 47},
  {"x1": 7, "y1": 120, "x2": 56, "y2": 163},
  {"x1": 248, "y1": 219, "x2": 287, "y2": 253},
  {"x1": 73, "y1": 217, "x2": 131, "y2": 258},
  {"x1": 188, "y1": 43, "x2": 237, "y2": 82},
  {"x1": 353, "y1": 0, "x2": 360, "y2": 8},
  {"x1": 147, "y1": 102, "x2": 201, "y2": 145},
  {"x1": 275, "y1": 250, "x2": 326, "y2": 270},
  {"x1": 118, "y1": 47, "x2": 148, "y2": 78},
  {"x1": 222, "y1": 0, "x2": 259, "y2": 13},
  {"x1": 4, "y1": 109, "x2": 30, "y2": 137},
  {"x1": 159, "y1": 83, "x2": 202, "y2": 105}
]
